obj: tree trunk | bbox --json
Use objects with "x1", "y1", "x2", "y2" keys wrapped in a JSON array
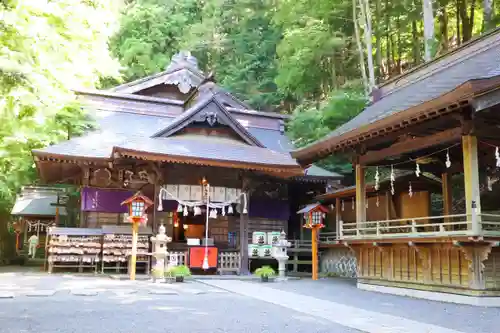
[
  {"x1": 385, "y1": 0, "x2": 391, "y2": 76},
  {"x1": 359, "y1": 0, "x2": 376, "y2": 89},
  {"x1": 396, "y1": 16, "x2": 402, "y2": 74},
  {"x1": 456, "y1": 0, "x2": 461, "y2": 45},
  {"x1": 439, "y1": 0, "x2": 449, "y2": 52},
  {"x1": 353, "y1": 0, "x2": 369, "y2": 95},
  {"x1": 412, "y1": 20, "x2": 420, "y2": 65},
  {"x1": 422, "y1": 0, "x2": 435, "y2": 61},
  {"x1": 411, "y1": 0, "x2": 421, "y2": 66},
  {"x1": 375, "y1": 0, "x2": 383, "y2": 79},
  {"x1": 483, "y1": 0, "x2": 494, "y2": 31},
  {"x1": 459, "y1": 0, "x2": 476, "y2": 43}
]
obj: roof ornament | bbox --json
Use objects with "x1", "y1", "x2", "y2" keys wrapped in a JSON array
[
  {"x1": 204, "y1": 111, "x2": 218, "y2": 126},
  {"x1": 166, "y1": 51, "x2": 199, "y2": 71}
]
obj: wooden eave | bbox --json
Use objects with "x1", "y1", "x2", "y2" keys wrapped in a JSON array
[
  {"x1": 33, "y1": 151, "x2": 111, "y2": 165},
  {"x1": 316, "y1": 186, "x2": 376, "y2": 201},
  {"x1": 292, "y1": 76, "x2": 500, "y2": 165},
  {"x1": 112, "y1": 147, "x2": 304, "y2": 178},
  {"x1": 316, "y1": 174, "x2": 442, "y2": 202},
  {"x1": 74, "y1": 89, "x2": 184, "y2": 106}
]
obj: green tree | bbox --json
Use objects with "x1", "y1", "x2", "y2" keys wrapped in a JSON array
[
  {"x1": 0, "y1": 0, "x2": 121, "y2": 258},
  {"x1": 287, "y1": 89, "x2": 367, "y2": 174},
  {"x1": 182, "y1": 0, "x2": 286, "y2": 111},
  {"x1": 109, "y1": 0, "x2": 202, "y2": 83}
]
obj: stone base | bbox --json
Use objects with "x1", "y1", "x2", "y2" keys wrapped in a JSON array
[{"x1": 358, "y1": 282, "x2": 500, "y2": 307}]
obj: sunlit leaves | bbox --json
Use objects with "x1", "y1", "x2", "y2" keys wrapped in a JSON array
[{"x1": 0, "y1": 0, "x2": 121, "y2": 213}]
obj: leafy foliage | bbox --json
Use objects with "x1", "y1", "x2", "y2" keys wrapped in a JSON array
[
  {"x1": 287, "y1": 89, "x2": 367, "y2": 173},
  {"x1": 0, "y1": 0, "x2": 121, "y2": 215},
  {"x1": 109, "y1": 0, "x2": 201, "y2": 82}
]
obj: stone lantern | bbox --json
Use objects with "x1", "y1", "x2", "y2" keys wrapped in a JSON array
[
  {"x1": 272, "y1": 230, "x2": 291, "y2": 281},
  {"x1": 150, "y1": 224, "x2": 171, "y2": 283}
]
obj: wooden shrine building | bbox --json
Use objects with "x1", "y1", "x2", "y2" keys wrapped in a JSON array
[
  {"x1": 293, "y1": 29, "x2": 500, "y2": 305},
  {"x1": 32, "y1": 51, "x2": 341, "y2": 274}
]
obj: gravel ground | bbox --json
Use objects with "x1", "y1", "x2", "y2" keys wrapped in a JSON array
[
  {"x1": 264, "y1": 278, "x2": 500, "y2": 333},
  {"x1": 0, "y1": 291, "x2": 361, "y2": 333}
]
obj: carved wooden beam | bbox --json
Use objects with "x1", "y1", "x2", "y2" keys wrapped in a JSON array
[
  {"x1": 454, "y1": 242, "x2": 494, "y2": 290},
  {"x1": 359, "y1": 127, "x2": 463, "y2": 165}
]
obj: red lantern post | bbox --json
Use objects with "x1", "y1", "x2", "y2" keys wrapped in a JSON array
[
  {"x1": 121, "y1": 192, "x2": 153, "y2": 280},
  {"x1": 297, "y1": 203, "x2": 328, "y2": 281}
]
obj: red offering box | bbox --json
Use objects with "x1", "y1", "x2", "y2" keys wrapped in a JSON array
[{"x1": 188, "y1": 246, "x2": 218, "y2": 268}]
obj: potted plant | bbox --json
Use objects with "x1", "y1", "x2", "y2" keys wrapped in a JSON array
[
  {"x1": 254, "y1": 266, "x2": 276, "y2": 282},
  {"x1": 167, "y1": 265, "x2": 191, "y2": 282}
]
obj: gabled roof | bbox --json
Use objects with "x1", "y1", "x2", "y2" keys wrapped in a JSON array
[
  {"x1": 152, "y1": 95, "x2": 265, "y2": 147},
  {"x1": 33, "y1": 51, "x2": 340, "y2": 181},
  {"x1": 297, "y1": 203, "x2": 328, "y2": 214},
  {"x1": 111, "y1": 51, "x2": 205, "y2": 94},
  {"x1": 293, "y1": 28, "x2": 500, "y2": 163}
]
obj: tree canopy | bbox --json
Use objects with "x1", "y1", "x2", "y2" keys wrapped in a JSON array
[
  {"x1": 0, "y1": 0, "x2": 121, "y2": 216},
  {"x1": 107, "y1": 0, "x2": 499, "y2": 173},
  {"x1": 2, "y1": 0, "x2": 500, "y2": 209}
]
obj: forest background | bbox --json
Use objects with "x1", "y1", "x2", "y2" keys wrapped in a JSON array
[{"x1": 0, "y1": 0, "x2": 499, "y2": 257}]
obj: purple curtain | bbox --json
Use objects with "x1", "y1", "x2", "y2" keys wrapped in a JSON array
[
  {"x1": 81, "y1": 188, "x2": 135, "y2": 213},
  {"x1": 249, "y1": 199, "x2": 290, "y2": 221}
]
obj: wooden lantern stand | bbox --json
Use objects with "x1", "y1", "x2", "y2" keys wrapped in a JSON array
[
  {"x1": 298, "y1": 203, "x2": 328, "y2": 281},
  {"x1": 121, "y1": 192, "x2": 153, "y2": 281}
]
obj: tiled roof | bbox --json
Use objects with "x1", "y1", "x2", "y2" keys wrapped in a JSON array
[
  {"x1": 116, "y1": 135, "x2": 299, "y2": 167},
  {"x1": 327, "y1": 42, "x2": 500, "y2": 140},
  {"x1": 34, "y1": 109, "x2": 338, "y2": 176},
  {"x1": 293, "y1": 30, "x2": 500, "y2": 162},
  {"x1": 34, "y1": 111, "x2": 298, "y2": 169}
]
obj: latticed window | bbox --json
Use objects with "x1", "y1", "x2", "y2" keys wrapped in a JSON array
[
  {"x1": 312, "y1": 211, "x2": 322, "y2": 225},
  {"x1": 131, "y1": 201, "x2": 145, "y2": 216}
]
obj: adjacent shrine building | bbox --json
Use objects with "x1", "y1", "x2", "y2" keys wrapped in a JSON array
[{"x1": 293, "y1": 28, "x2": 500, "y2": 305}]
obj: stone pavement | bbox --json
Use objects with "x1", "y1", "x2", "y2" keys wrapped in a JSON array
[
  {"x1": 0, "y1": 272, "x2": 227, "y2": 299},
  {"x1": 200, "y1": 279, "x2": 496, "y2": 333},
  {"x1": 266, "y1": 278, "x2": 500, "y2": 333}
]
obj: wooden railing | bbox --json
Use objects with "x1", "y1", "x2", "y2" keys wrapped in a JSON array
[
  {"x1": 218, "y1": 250, "x2": 240, "y2": 275},
  {"x1": 319, "y1": 232, "x2": 338, "y2": 244},
  {"x1": 289, "y1": 239, "x2": 312, "y2": 248},
  {"x1": 337, "y1": 213, "x2": 500, "y2": 240},
  {"x1": 480, "y1": 213, "x2": 500, "y2": 234}
]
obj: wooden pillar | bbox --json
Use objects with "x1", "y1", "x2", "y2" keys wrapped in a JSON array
[
  {"x1": 442, "y1": 173, "x2": 452, "y2": 227},
  {"x1": 311, "y1": 225, "x2": 319, "y2": 281},
  {"x1": 355, "y1": 164, "x2": 366, "y2": 234},
  {"x1": 152, "y1": 183, "x2": 159, "y2": 232},
  {"x1": 384, "y1": 191, "x2": 391, "y2": 220},
  {"x1": 239, "y1": 178, "x2": 250, "y2": 275},
  {"x1": 130, "y1": 222, "x2": 139, "y2": 281},
  {"x1": 462, "y1": 135, "x2": 481, "y2": 232},
  {"x1": 442, "y1": 173, "x2": 452, "y2": 216},
  {"x1": 335, "y1": 197, "x2": 341, "y2": 238}
]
